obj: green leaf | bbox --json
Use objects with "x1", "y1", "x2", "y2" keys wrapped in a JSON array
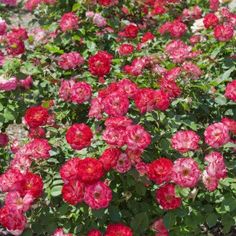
[
  {"x1": 131, "y1": 212, "x2": 149, "y2": 233},
  {"x1": 215, "y1": 94, "x2": 227, "y2": 105},
  {"x1": 222, "y1": 214, "x2": 234, "y2": 234},
  {"x1": 206, "y1": 213, "x2": 218, "y2": 228},
  {"x1": 164, "y1": 212, "x2": 176, "y2": 229},
  {"x1": 135, "y1": 182, "x2": 146, "y2": 196},
  {"x1": 50, "y1": 185, "x2": 62, "y2": 197},
  {"x1": 108, "y1": 206, "x2": 122, "y2": 222},
  {"x1": 21, "y1": 229, "x2": 33, "y2": 236},
  {"x1": 45, "y1": 44, "x2": 64, "y2": 54},
  {"x1": 20, "y1": 62, "x2": 40, "y2": 75},
  {"x1": 72, "y1": 3, "x2": 81, "y2": 11},
  {"x1": 3, "y1": 108, "x2": 15, "y2": 121}
]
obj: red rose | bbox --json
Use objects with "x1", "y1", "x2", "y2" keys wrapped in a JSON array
[
  {"x1": 59, "y1": 12, "x2": 78, "y2": 32},
  {"x1": 105, "y1": 223, "x2": 133, "y2": 236},
  {"x1": 60, "y1": 158, "x2": 82, "y2": 182},
  {"x1": 123, "y1": 24, "x2": 139, "y2": 38},
  {"x1": 22, "y1": 172, "x2": 43, "y2": 198},
  {"x1": 88, "y1": 229, "x2": 102, "y2": 236},
  {"x1": 77, "y1": 158, "x2": 104, "y2": 184},
  {"x1": 0, "y1": 133, "x2": 9, "y2": 147},
  {"x1": 147, "y1": 158, "x2": 173, "y2": 184},
  {"x1": 6, "y1": 37, "x2": 25, "y2": 56},
  {"x1": 66, "y1": 123, "x2": 93, "y2": 150},
  {"x1": 203, "y1": 13, "x2": 219, "y2": 29},
  {"x1": 0, "y1": 19, "x2": 7, "y2": 36},
  {"x1": 24, "y1": 106, "x2": 49, "y2": 128},
  {"x1": 214, "y1": 24, "x2": 234, "y2": 42},
  {"x1": 11, "y1": 27, "x2": 28, "y2": 40},
  {"x1": 62, "y1": 180, "x2": 84, "y2": 205},
  {"x1": 154, "y1": 90, "x2": 170, "y2": 111},
  {"x1": 133, "y1": 88, "x2": 156, "y2": 113},
  {"x1": 88, "y1": 51, "x2": 113, "y2": 78},
  {"x1": 0, "y1": 206, "x2": 26, "y2": 233},
  {"x1": 118, "y1": 44, "x2": 134, "y2": 56},
  {"x1": 28, "y1": 127, "x2": 46, "y2": 139},
  {"x1": 99, "y1": 147, "x2": 121, "y2": 171},
  {"x1": 156, "y1": 184, "x2": 181, "y2": 210}
]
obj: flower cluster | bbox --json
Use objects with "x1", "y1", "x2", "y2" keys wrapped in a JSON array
[
  {"x1": 60, "y1": 157, "x2": 112, "y2": 209},
  {"x1": 0, "y1": 137, "x2": 52, "y2": 235},
  {"x1": 0, "y1": 0, "x2": 236, "y2": 235}
]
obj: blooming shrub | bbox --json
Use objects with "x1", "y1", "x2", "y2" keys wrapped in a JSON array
[{"x1": 0, "y1": 0, "x2": 236, "y2": 235}]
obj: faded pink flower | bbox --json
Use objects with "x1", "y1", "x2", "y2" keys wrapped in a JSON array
[
  {"x1": 70, "y1": 82, "x2": 92, "y2": 104},
  {"x1": 93, "y1": 13, "x2": 107, "y2": 27},
  {"x1": 204, "y1": 122, "x2": 230, "y2": 148},
  {"x1": 205, "y1": 152, "x2": 227, "y2": 179},
  {"x1": 151, "y1": 218, "x2": 169, "y2": 236},
  {"x1": 172, "y1": 158, "x2": 201, "y2": 188},
  {"x1": 165, "y1": 40, "x2": 198, "y2": 63},
  {"x1": 84, "y1": 181, "x2": 112, "y2": 209},
  {"x1": 125, "y1": 124, "x2": 151, "y2": 151},
  {"x1": 58, "y1": 52, "x2": 84, "y2": 70},
  {"x1": 0, "y1": 76, "x2": 18, "y2": 91},
  {"x1": 88, "y1": 97, "x2": 104, "y2": 120},
  {"x1": 5, "y1": 191, "x2": 34, "y2": 212},
  {"x1": 202, "y1": 170, "x2": 219, "y2": 192},
  {"x1": 225, "y1": 80, "x2": 236, "y2": 102},
  {"x1": 182, "y1": 62, "x2": 202, "y2": 79},
  {"x1": 59, "y1": 12, "x2": 78, "y2": 32},
  {"x1": 114, "y1": 153, "x2": 132, "y2": 173},
  {"x1": 59, "y1": 79, "x2": 75, "y2": 101},
  {"x1": 103, "y1": 92, "x2": 129, "y2": 117},
  {"x1": 171, "y1": 130, "x2": 200, "y2": 153}
]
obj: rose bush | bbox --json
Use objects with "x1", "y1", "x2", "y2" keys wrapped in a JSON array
[{"x1": 0, "y1": 0, "x2": 236, "y2": 235}]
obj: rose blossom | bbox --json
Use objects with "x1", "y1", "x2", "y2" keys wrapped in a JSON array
[
  {"x1": 221, "y1": 117, "x2": 236, "y2": 134},
  {"x1": 156, "y1": 183, "x2": 181, "y2": 210},
  {"x1": 103, "y1": 91, "x2": 129, "y2": 117},
  {"x1": 205, "y1": 152, "x2": 227, "y2": 179},
  {"x1": 147, "y1": 158, "x2": 173, "y2": 184},
  {"x1": 225, "y1": 80, "x2": 236, "y2": 102},
  {"x1": 70, "y1": 82, "x2": 92, "y2": 104},
  {"x1": 0, "y1": 133, "x2": 9, "y2": 147},
  {"x1": 0, "y1": 76, "x2": 18, "y2": 92},
  {"x1": 77, "y1": 158, "x2": 104, "y2": 184},
  {"x1": 151, "y1": 218, "x2": 169, "y2": 236},
  {"x1": 204, "y1": 122, "x2": 230, "y2": 148},
  {"x1": 105, "y1": 223, "x2": 133, "y2": 236},
  {"x1": 52, "y1": 228, "x2": 73, "y2": 236},
  {"x1": 0, "y1": 18, "x2": 7, "y2": 35},
  {"x1": 114, "y1": 153, "x2": 132, "y2": 173},
  {"x1": 58, "y1": 52, "x2": 84, "y2": 70},
  {"x1": 84, "y1": 181, "x2": 112, "y2": 209},
  {"x1": 59, "y1": 12, "x2": 78, "y2": 32},
  {"x1": 24, "y1": 106, "x2": 49, "y2": 128},
  {"x1": 88, "y1": 229, "x2": 102, "y2": 236},
  {"x1": 172, "y1": 158, "x2": 201, "y2": 188},
  {"x1": 60, "y1": 158, "x2": 82, "y2": 182},
  {"x1": 99, "y1": 148, "x2": 121, "y2": 171},
  {"x1": 62, "y1": 179, "x2": 84, "y2": 205},
  {"x1": 66, "y1": 123, "x2": 93, "y2": 150},
  {"x1": 214, "y1": 24, "x2": 234, "y2": 42},
  {"x1": 202, "y1": 170, "x2": 219, "y2": 192},
  {"x1": 203, "y1": 13, "x2": 219, "y2": 28},
  {"x1": 171, "y1": 130, "x2": 200, "y2": 153}
]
